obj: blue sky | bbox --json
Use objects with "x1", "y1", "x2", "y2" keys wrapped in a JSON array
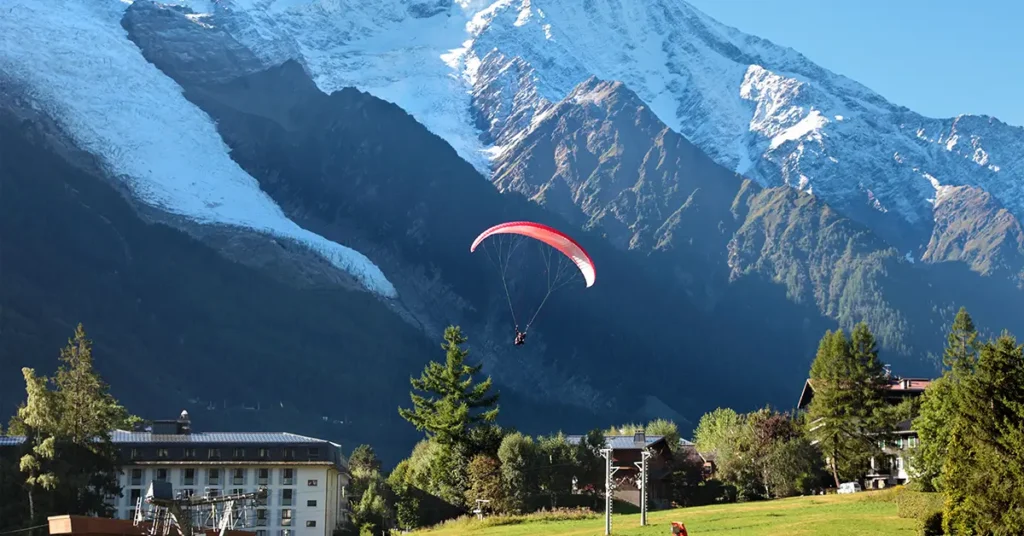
[{"x1": 686, "y1": 0, "x2": 1023, "y2": 127}]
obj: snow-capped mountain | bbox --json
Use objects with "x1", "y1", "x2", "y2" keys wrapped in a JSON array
[
  {"x1": 4, "y1": 0, "x2": 1024, "y2": 461},
  {"x1": 167, "y1": 0, "x2": 1024, "y2": 257}
]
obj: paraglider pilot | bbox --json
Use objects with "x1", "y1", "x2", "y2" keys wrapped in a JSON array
[{"x1": 514, "y1": 329, "x2": 527, "y2": 346}]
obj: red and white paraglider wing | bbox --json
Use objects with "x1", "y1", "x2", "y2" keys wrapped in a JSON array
[{"x1": 470, "y1": 221, "x2": 596, "y2": 287}]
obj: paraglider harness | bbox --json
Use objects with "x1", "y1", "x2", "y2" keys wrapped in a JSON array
[{"x1": 514, "y1": 329, "x2": 527, "y2": 346}]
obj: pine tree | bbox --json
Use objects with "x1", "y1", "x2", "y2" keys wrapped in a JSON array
[
  {"x1": 941, "y1": 333, "x2": 1024, "y2": 534},
  {"x1": 805, "y1": 325, "x2": 889, "y2": 488},
  {"x1": 912, "y1": 307, "x2": 979, "y2": 491},
  {"x1": 9, "y1": 324, "x2": 137, "y2": 523},
  {"x1": 398, "y1": 326, "x2": 499, "y2": 446}
]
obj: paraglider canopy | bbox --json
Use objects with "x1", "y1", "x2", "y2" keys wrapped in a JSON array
[
  {"x1": 470, "y1": 221, "x2": 596, "y2": 287},
  {"x1": 471, "y1": 220, "x2": 595, "y2": 343}
]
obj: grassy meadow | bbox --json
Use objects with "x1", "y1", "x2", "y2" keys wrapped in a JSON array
[{"x1": 415, "y1": 490, "x2": 921, "y2": 536}]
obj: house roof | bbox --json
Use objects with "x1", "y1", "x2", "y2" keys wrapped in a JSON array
[
  {"x1": 109, "y1": 431, "x2": 335, "y2": 444},
  {"x1": 564, "y1": 434, "x2": 667, "y2": 450},
  {"x1": 797, "y1": 376, "x2": 934, "y2": 409},
  {"x1": 0, "y1": 431, "x2": 338, "y2": 447}
]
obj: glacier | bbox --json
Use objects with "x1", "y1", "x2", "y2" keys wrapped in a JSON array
[
  {"x1": 164, "y1": 0, "x2": 1024, "y2": 249},
  {"x1": 0, "y1": 0, "x2": 397, "y2": 298}
]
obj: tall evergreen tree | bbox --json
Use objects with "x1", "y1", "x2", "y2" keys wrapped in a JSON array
[
  {"x1": 399, "y1": 326, "x2": 499, "y2": 447},
  {"x1": 805, "y1": 325, "x2": 889, "y2": 487},
  {"x1": 912, "y1": 307, "x2": 980, "y2": 491},
  {"x1": 941, "y1": 333, "x2": 1024, "y2": 534},
  {"x1": 8, "y1": 324, "x2": 137, "y2": 524}
]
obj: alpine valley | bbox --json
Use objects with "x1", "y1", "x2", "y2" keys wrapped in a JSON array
[{"x1": 2, "y1": 0, "x2": 1022, "y2": 464}]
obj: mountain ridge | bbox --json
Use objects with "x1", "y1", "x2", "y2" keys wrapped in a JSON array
[{"x1": 170, "y1": 0, "x2": 1024, "y2": 272}]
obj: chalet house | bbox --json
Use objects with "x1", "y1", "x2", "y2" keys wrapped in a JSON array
[
  {"x1": 797, "y1": 374, "x2": 932, "y2": 489},
  {"x1": 565, "y1": 431, "x2": 674, "y2": 508}
]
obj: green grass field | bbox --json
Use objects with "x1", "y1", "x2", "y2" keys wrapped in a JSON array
[{"x1": 416, "y1": 491, "x2": 919, "y2": 536}]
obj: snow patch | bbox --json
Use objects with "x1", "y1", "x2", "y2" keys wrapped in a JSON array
[
  {"x1": 922, "y1": 172, "x2": 955, "y2": 207},
  {"x1": 904, "y1": 251, "x2": 915, "y2": 264},
  {"x1": 769, "y1": 109, "x2": 828, "y2": 150},
  {"x1": 0, "y1": 0, "x2": 397, "y2": 298},
  {"x1": 945, "y1": 134, "x2": 959, "y2": 151}
]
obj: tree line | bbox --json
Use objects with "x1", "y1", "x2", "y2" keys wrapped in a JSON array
[
  {"x1": 341, "y1": 326, "x2": 720, "y2": 535},
  {"x1": 693, "y1": 307, "x2": 1024, "y2": 535},
  {"x1": 3, "y1": 310, "x2": 1022, "y2": 535}
]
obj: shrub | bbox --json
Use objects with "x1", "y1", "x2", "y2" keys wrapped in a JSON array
[
  {"x1": 895, "y1": 490, "x2": 944, "y2": 520},
  {"x1": 919, "y1": 510, "x2": 943, "y2": 536},
  {"x1": 430, "y1": 507, "x2": 597, "y2": 532}
]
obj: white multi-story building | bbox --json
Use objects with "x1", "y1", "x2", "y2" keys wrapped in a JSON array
[{"x1": 112, "y1": 411, "x2": 350, "y2": 536}]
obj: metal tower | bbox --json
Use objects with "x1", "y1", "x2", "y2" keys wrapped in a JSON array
[{"x1": 134, "y1": 481, "x2": 268, "y2": 536}]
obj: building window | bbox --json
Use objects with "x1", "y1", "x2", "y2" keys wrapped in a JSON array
[
  {"x1": 184, "y1": 448, "x2": 196, "y2": 458},
  {"x1": 280, "y1": 509, "x2": 292, "y2": 527},
  {"x1": 156, "y1": 469, "x2": 168, "y2": 482},
  {"x1": 230, "y1": 488, "x2": 244, "y2": 496},
  {"x1": 179, "y1": 489, "x2": 194, "y2": 499},
  {"x1": 283, "y1": 448, "x2": 295, "y2": 459},
  {"x1": 282, "y1": 469, "x2": 294, "y2": 485},
  {"x1": 257, "y1": 492, "x2": 268, "y2": 507},
  {"x1": 208, "y1": 468, "x2": 220, "y2": 486},
  {"x1": 305, "y1": 521, "x2": 316, "y2": 528},
  {"x1": 232, "y1": 468, "x2": 245, "y2": 485},
  {"x1": 257, "y1": 468, "x2": 270, "y2": 485},
  {"x1": 130, "y1": 488, "x2": 142, "y2": 504},
  {"x1": 307, "y1": 447, "x2": 319, "y2": 459},
  {"x1": 256, "y1": 531, "x2": 267, "y2": 536},
  {"x1": 256, "y1": 510, "x2": 267, "y2": 527},
  {"x1": 208, "y1": 448, "x2": 221, "y2": 460},
  {"x1": 157, "y1": 448, "x2": 169, "y2": 458},
  {"x1": 130, "y1": 448, "x2": 140, "y2": 460},
  {"x1": 183, "y1": 468, "x2": 196, "y2": 486},
  {"x1": 259, "y1": 448, "x2": 269, "y2": 458},
  {"x1": 233, "y1": 448, "x2": 245, "y2": 459},
  {"x1": 306, "y1": 500, "x2": 316, "y2": 507},
  {"x1": 131, "y1": 469, "x2": 143, "y2": 486},
  {"x1": 281, "y1": 489, "x2": 294, "y2": 506},
  {"x1": 278, "y1": 531, "x2": 291, "y2": 536},
  {"x1": 307, "y1": 479, "x2": 318, "y2": 487},
  {"x1": 909, "y1": 436, "x2": 919, "y2": 448}
]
